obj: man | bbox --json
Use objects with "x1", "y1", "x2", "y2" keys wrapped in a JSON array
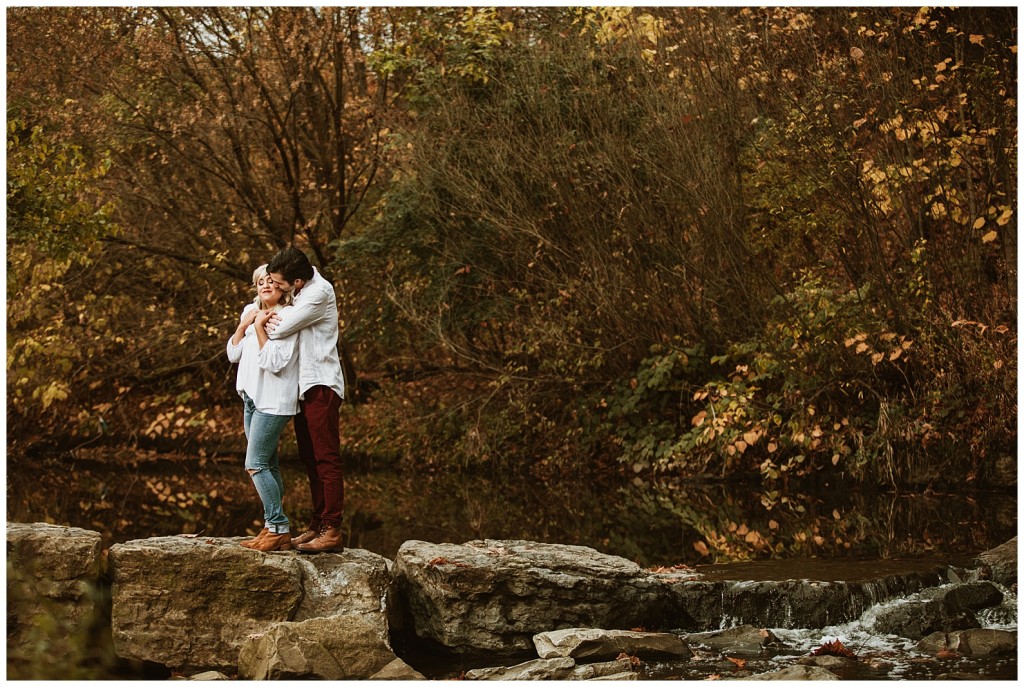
[{"x1": 265, "y1": 246, "x2": 346, "y2": 553}]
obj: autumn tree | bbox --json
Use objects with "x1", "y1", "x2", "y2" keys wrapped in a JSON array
[{"x1": 7, "y1": 6, "x2": 397, "y2": 446}]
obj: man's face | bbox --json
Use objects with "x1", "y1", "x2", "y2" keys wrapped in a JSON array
[{"x1": 269, "y1": 271, "x2": 300, "y2": 294}]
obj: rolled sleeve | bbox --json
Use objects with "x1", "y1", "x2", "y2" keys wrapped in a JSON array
[{"x1": 267, "y1": 287, "x2": 328, "y2": 339}]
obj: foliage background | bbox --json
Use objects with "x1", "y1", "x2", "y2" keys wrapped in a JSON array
[{"x1": 7, "y1": 7, "x2": 1017, "y2": 559}]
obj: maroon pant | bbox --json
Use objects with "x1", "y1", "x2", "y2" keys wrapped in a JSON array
[{"x1": 294, "y1": 385, "x2": 344, "y2": 529}]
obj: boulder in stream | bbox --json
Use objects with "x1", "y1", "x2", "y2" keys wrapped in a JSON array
[
  {"x1": 392, "y1": 539, "x2": 673, "y2": 654},
  {"x1": 369, "y1": 657, "x2": 427, "y2": 680},
  {"x1": 685, "y1": 624, "x2": 787, "y2": 655},
  {"x1": 533, "y1": 627, "x2": 692, "y2": 660},
  {"x1": 973, "y1": 537, "x2": 1017, "y2": 587},
  {"x1": 870, "y1": 581, "x2": 1004, "y2": 640},
  {"x1": 237, "y1": 612, "x2": 397, "y2": 679},
  {"x1": 7, "y1": 522, "x2": 106, "y2": 676},
  {"x1": 917, "y1": 628, "x2": 1017, "y2": 657},
  {"x1": 109, "y1": 536, "x2": 395, "y2": 673},
  {"x1": 750, "y1": 664, "x2": 840, "y2": 680},
  {"x1": 465, "y1": 656, "x2": 634, "y2": 680}
]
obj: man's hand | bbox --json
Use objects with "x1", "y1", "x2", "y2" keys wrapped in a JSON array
[{"x1": 265, "y1": 312, "x2": 283, "y2": 333}]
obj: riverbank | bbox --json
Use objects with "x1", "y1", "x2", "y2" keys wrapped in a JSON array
[{"x1": 6, "y1": 522, "x2": 1016, "y2": 680}]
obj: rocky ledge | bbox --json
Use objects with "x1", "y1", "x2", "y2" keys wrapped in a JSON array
[{"x1": 6, "y1": 523, "x2": 1017, "y2": 680}]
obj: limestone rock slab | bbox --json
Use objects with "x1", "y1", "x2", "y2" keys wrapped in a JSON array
[
  {"x1": 109, "y1": 536, "x2": 393, "y2": 672},
  {"x1": 917, "y1": 628, "x2": 1017, "y2": 656},
  {"x1": 393, "y1": 539, "x2": 675, "y2": 654},
  {"x1": 750, "y1": 664, "x2": 840, "y2": 680},
  {"x1": 237, "y1": 612, "x2": 396, "y2": 679},
  {"x1": 534, "y1": 627, "x2": 691, "y2": 660},
  {"x1": 974, "y1": 537, "x2": 1017, "y2": 586},
  {"x1": 686, "y1": 625, "x2": 786, "y2": 655}
]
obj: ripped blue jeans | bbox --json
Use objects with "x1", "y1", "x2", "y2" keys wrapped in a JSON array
[{"x1": 242, "y1": 392, "x2": 290, "y2": 534}]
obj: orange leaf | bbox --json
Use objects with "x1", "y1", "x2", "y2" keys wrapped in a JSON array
[
  {"x1": 726, "y1": 656, "x2": 747, "y2": 669},
  {"x1": 812, "y1": 639, "x2": 857, "y2": 658}
]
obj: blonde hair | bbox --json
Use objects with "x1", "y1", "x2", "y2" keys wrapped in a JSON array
[{"x1": 251, "y1": 263, "x2": 291, "y2": 311}]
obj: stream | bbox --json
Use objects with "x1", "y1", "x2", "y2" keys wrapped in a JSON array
[{"x1": 6, "y1": 447, "x2": 1017, "y2": 680}]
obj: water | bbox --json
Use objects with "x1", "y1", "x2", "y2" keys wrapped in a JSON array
[
  {"x1": 7, "y1": 448, "x2": 1016, "y2": 680},
  {"x1": 8, "y1": 448, "x2": 1015, "y2": 568}
]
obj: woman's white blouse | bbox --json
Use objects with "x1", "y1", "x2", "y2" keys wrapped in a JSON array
[{"x1": 226, "y1": 303, "x2": 300, "y2": 415}]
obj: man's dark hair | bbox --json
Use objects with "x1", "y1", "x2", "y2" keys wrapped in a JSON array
[{"x1": 268, "y1": 246, "x2": 314, "y2": 282}]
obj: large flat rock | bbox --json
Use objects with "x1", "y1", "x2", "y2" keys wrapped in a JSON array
[
  {"x1": 392, "y1": 539, "x2": 676, "y2": 654},
  {"x1": 109, "y1": 536, "x2": 394, "y2": 672}
]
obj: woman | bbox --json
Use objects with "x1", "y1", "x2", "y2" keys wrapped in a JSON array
[{"x1": 226, "y1": 264, "x2": 300, "y2": 552}]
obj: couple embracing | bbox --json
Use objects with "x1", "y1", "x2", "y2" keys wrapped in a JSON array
[{"x1": 225, "y1": 246, "x2": 345, "y2": 553}]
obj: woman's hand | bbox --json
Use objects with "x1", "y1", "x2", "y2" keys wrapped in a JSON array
[{"x1": 254, "y1": 309, "x2": 274, "y2": 328}]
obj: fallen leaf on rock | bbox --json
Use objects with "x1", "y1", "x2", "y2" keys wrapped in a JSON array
[
  {"x1": 616, "y1": 652, "x2": 642, "y2": 667},
  {"x1": 812, "y1": 639, "x2": 857, "y2": 658},
  {"x1": 936, "y1": 649, "x2": 959, "y2": 659},
  {"x1": 630, "y1": 626, "x2": 647, "y2": 632},
  {"x1": 706, "y1": 674, "x2": 722, "y2": 680},
  {"x1": 726, "y1": 656, "x2": 747, "y2": 669}
]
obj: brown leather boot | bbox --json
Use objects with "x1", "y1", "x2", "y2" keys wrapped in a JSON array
[
  {"x1": 240, "y1": 528, "x2": 269, "y2": 549},
  {"x1": 251, "y1": 531, "x2": 292, "y2": 552},
  {"x1": 295, "y1": 526, "x2": 343, "y2": 553},
  {"x1": 291, "y1": 527, "x2": 320, "y2": 546}
]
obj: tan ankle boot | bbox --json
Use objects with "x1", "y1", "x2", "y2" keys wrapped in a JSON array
[
  {"x1": 240, "y1": 528, "x2": 269, "y2": 549},
  {"x1": 295, "y1": 526, "x2": 343, "y2": 554},
  {"x1": 291, "y1": 528, "x2": 319, "y2": 546},
  {"x1": 251, "y1": 531, "x2": 292, "y2": 552}
]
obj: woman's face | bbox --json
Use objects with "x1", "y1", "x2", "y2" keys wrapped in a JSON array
[{"x1": 256, "y1": 273, "x2": 284, "y2": 306}]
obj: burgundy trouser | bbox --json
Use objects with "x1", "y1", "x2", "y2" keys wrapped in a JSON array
[{"x1": 294, "y1": 385, "x2": 344, "y2": 529}]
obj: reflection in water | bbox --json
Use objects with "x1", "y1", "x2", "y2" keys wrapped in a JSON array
[{"x1": 6, "y1": 450, "x2": 1015, "y2": 566}]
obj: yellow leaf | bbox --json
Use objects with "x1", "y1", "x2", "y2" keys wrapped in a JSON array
[
  {"x1": 982, "y1": 230, "x2": 998, "y2": 243},
  {"x1": 889, "y1": 348, "x2": 903, "y2": 361},
  {"x1": 768, "y1": 519, "x2": 779, "y2": 530},
  {"x1": 767, "y1": 442, "x2": 778, "y2": 453},
  {"x1": 832, "y1": 454, "x2": 841, "y2": 465},
  {"x1": 973, "y1": 217, "x2": 986, "y2": 229},
  {"x1": 735, "y1": 440, "x2": 748, "y2": 454},
  {"x1": 969, "y1": 34, "x2": 984, "y2": 45},
  {"x1": 855, "y1": 342, "x2": 869, "y2": 354},
  {"x1": 996, "y1": 207, "x2": 1013, "y2": 226},
  {"x1": 935, "y1": 61, "x2": 947, "y2": 72},
  {"x1": 871, "y1": 352, "x2": 885, "y2": 364},
  {"x1": 692, "y1": 410, "x2": 707, "y2": 426},
  {"x1": 693, "y1": 540, "x2": 709, "y2": 556},
  {"x1": 743, "y1": 431, "x2": 760, "y2": 445}
]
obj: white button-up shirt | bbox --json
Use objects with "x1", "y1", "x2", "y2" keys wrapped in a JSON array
[
  {"x1": 267, "y1": 267, "x2": 345, "y2": 401},
  {"x1": 226, "y1": 303, "x2": 301, "y2": 415}
]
